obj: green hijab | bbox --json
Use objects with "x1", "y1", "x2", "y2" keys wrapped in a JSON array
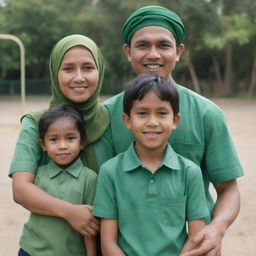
[
  {"x1": 29, "y1": 34, "x2": 109, "y2": 171},
  {"x1": 122, "y1": 5, "x2": 185, "y2": 46}
]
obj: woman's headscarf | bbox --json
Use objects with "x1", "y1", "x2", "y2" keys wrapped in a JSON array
[
  {"x1": 29, "y1": 34, "x2": 110, "y2": 171},
  {"x1": 122, "y1": 5, "x2": 185, "y2": 46}
]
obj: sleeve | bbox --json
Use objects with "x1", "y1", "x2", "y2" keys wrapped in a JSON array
[
  {"x1": 203, "y1": 108, "x2": 244, "y2": 183},
  {"x1": 186, "y1": 165, "x2": 209, "y2": 221},
  {"x1": 83, "y1": 170, "x2": 98, "y2": 206},
  {"x1": 8, "y1": 115, "x2": 47, "y2": 177},
  {"x1": 92, "y1": 165, "x2": 117, "y2": 219}
]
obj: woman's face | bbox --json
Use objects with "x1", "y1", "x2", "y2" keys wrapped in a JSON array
[{"x1": 58, "y1": 46, "x2": 99, "y2": 103}]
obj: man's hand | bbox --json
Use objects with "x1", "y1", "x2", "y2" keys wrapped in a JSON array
[
  {"x1": 182, "y1": 223, "x2": 223, "y2": 256},
  {"x1": 64, "y1": 204, "x2": 100, "y2": 236}
]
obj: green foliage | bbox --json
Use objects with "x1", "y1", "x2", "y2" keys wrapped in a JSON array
[{"x1": 0, "y1": 0, "x2": 256, "y2": 95}]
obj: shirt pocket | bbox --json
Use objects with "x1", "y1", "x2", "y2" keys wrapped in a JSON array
[{"x1": 160, "y1": 195, "x2": 187, "y2": 226}]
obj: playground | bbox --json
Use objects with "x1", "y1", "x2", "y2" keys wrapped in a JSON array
[{"x1": 0, "y1": 96, "x2": 255, "y2": 255}]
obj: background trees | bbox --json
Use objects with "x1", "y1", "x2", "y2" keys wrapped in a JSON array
[{"x1": 0, "y1": 0, "x2": 255, "y2": 96}]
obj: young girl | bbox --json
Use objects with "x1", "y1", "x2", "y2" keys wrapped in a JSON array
[{"x1": 18, "y1": 104, "x2": 97, "y2": 256}]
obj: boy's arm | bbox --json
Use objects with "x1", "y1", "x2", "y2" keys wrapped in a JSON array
[
  {"x1": 179, "y1": 219, "x2": 205, "y2": 256},
  {"x1": 12, "y1": 172, "x2": 99, "y2": 236},
  {"x1": 101, "y1": 218, "x2": 126, "y2": 256},
  {"x1": 84, "y1": 236, "x2": 96, "y2": 256}
]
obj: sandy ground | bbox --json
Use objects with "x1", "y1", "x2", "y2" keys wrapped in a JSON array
[{"x1": 0, "y1": 96, "x2": 255, "y2": 255}]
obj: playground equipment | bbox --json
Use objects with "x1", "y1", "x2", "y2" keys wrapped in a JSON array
[{"x1": 0, "y1": 34, "x2": 25, "y2": 113}]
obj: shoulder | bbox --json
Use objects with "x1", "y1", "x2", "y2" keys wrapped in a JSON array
[
  {"x1": 177, "y1": 84, "x2": 223, "y2": 115},
  {"x1": 99, "y1": 152, "x2": 125, "y2": 174},
  {"x1": 103, "y1": 91, "x2": 124, "y2": 109},
  {"x1": 175, "y1": 152, "x2": 202, "y2": 177},
  {"x1": 83, "y1": 166, "x2": 98, "y2": 180}
]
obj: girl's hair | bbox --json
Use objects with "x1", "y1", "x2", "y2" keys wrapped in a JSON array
[
  {"x1": 123, "y1": 74, "x2": 179, "y2": 116},
  {"x1": 38, "y1": 104, "x2": 86, "y2": 146}
]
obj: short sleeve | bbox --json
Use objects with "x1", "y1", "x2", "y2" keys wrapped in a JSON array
[
  {"x1": 203, "y1": 109, "x2": 243, "y2": 183},
  {"x1": 8, "y1": 115, "x2": 48, "y2": 177},
  {"x1": 92, "y1": 165, "x2": 117, "y2": 219},
  {"x1": 186, "y1": 165, "x2": 209, "y2": 221}
]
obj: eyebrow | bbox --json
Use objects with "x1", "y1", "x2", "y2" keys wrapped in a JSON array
[{"x1": 61, "y1": 61, "x2": 95, "y2": 66}]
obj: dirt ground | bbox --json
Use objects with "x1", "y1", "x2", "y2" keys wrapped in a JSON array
[{"x1": 0, "y1": 96, "x2": 255, "y2": 255}]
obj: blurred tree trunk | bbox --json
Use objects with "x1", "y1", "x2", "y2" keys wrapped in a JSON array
[
  {"x1": 248, "y1": 55, "x2": 256, "y2": 95},
  {"x1": 224, "y1": 43, "x2": 234, "y2": 96},
  {"x1": 212, "y1": 54, "x2": 224, "y2": 94},
  {"x1": 185, "y1": 49, "x2": 201, "y2": 93}
]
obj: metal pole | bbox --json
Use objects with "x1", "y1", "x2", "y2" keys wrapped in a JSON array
[{"x1": 0, "y1": 34, "x2": 25, "y2": 113}]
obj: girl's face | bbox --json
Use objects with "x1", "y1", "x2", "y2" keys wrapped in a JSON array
[
  {"x1": 40, "y1": 117, "x2": 83, "y2": 168},
  {"x1": 58, "y1": 46, "x2": 99, "y2": 103}
]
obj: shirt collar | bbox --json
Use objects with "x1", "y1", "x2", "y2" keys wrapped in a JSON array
[
  {"x1": 123, "y1": 142, "x2": 181, "y2": 172},
  {"x1": 47, "y1": 157, "x2": 83, "y2": 179}
]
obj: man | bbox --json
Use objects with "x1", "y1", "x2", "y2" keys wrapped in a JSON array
[{"x1": 103, "y1": 5, "x2": 244, "y2": 256}]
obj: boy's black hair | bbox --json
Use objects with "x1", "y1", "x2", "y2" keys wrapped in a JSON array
[
  {"x1": 123, "y1": 74, "x2": 179, "y2": 116},
  {"x1": 38, "y1": 104, "x2": 86, "y2": 146}
]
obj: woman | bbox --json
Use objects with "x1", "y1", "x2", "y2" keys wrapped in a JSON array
[{"x1": 9, "y1": 35, "x2": 111, "y2": 245}]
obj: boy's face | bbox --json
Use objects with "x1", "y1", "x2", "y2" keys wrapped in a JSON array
[
  {"x1": 40, "y1": 117, "x2": 83, "y2": 168},
  {"x1": 123, "y1": 90, "x2": 180, "y2": 153}
]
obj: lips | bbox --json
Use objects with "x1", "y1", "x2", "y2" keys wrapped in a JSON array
[
  {"x1": 143, "y1": 131, "x2": 162, "y2": 137},
  {"x1": 70, "y1": 86, "x2": 88, "y2": 93},
  {"x1": 56, "y1": 153, "x2": 70, "y2": 157}
]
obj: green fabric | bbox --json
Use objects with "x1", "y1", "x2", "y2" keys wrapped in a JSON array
[
  {"x1": 103, "y1": 81, "x2": 244, "y2": 221},
  {"x1": 122, "y1": 5, "x2": 185, "y2": 45},
  {"x1": 29, "y1": 34, "x2": 110, "y2": 171},
  {"x1": 93, "y1": 143, "x2": 208, "y2": 255},
  {"x1": 20, "y1": 158, "x2": 97, "y2": 256}
]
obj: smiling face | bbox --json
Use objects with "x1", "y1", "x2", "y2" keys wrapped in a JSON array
[
  {"x1": 40, "y1": 117, "x2": 83, "y2": 168},
  {"x1": 123, "y1": 26, "x2": 184, "y2": 77},
  {"x1": 123, "y1": 90, "x2": 180, "y2": 155},
  {"x1": 58, "y1": 46, "x2": 99, "y2": 103}
]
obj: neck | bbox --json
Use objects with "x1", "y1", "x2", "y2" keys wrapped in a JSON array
[{"x1": 134, "y1": 143, "x2": 166, "y2": 173}]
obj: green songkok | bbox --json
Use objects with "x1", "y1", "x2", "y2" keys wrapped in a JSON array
[
  {"x1": 29, "y1": 34, "x2": 109, "y2": 171},
  {"x1": 122, "y1": 5, "x2": 185, "y2": 45}
]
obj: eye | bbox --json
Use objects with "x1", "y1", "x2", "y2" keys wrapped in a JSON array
[
  {"x1": 67, "y1": 136, "x2": 76, "y2": 141},
  {"x1": 61, "y1": 66, "x2": 73, "y2": 72},
  {"x1": 137, "y1": 111, "x2": 147, "y2": 116},
  {"x1": 135, "y1": 41, "x2": 148, "y2": 49},
  {"x1": 49, "y1": 137, "x2": 58, "y2": 142},
  {"x1": 159, "y1": 41, "x2": 173, "y2": 49}
]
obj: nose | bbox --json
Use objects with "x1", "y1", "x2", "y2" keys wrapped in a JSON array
[
  {"x1": 73, "y1": 69, "x2": 85, "y2": 83},
  {"x1": 59, "y1": 140, "x2": 68, "y2": 150},
  {"x1": 147, "y1": 46, "x2": 160, "y2": 59},
  {"x1": 146, "y1": 114, "x2": 158, "y2": 127}
]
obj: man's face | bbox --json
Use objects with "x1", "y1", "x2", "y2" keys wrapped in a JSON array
[{"x1": 123, "y1": 26, "x2": 184, "y2": 77}]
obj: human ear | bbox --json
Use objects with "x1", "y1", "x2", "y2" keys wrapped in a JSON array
[
  {"x1": 122, "y1": 113, "x2": 132, "y2": 129},
  {"x1": 173, "y1": 113, "x2": 181, "y2": 130},
  {"x1": 39, "y1": 139, "x2": 47, "y2": 151},
  {"x1": 176, "y1": 44, "x2": 185, "y2": 62},
  {"x1": 123, "y1": 44, "x2": 131, "y2": 62}
]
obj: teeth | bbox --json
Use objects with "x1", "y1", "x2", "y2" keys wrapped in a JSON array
[
  {"x1": 146, "y1": 65, "x2": 160, "y2": 69},
  {"x1": 72, "y1": 87, "x2": 87, "y2": 92}
]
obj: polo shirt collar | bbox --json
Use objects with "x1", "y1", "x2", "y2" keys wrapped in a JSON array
[
  {"x1": 123, "y1": 142, "x2": 181, "y2": 172},
  {"x1": 47, "y1": 157, "x2": 83, "y2": 179}
]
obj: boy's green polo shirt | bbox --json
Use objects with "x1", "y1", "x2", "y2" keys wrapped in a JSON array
[
  {"x1": 20, "y1": 158, "x2": 97, "y2": 256},
  {"x1": 93, "y1": 143, "x2": 209, "y2": 256},
  {"x1": 9, "y1": 115, "x2": 113, "y2": 176},
  {"x1": 103, "y1": 82, "x2": 244, "y2": 221}
]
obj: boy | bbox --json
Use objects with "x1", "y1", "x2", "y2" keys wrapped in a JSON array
[
  {"x1": 93, "y1": 74, "x2": 209, "y2": 256},
  {"x1": 18, "y1": 104, "x2": 96, "y2": 256}
]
